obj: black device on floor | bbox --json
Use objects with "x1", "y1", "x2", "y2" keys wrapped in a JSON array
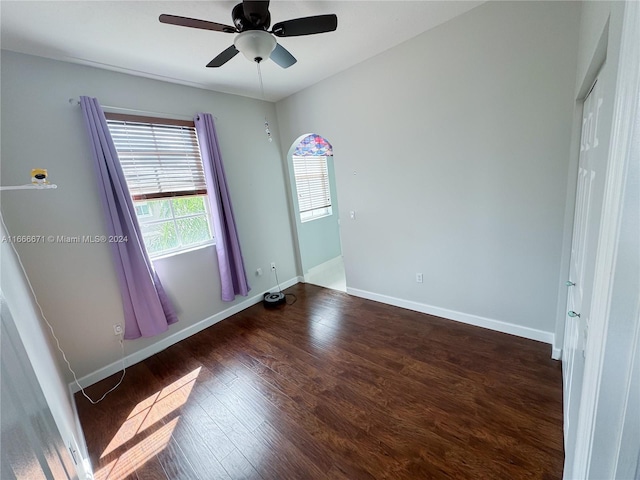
[{"x1": 263, "y1": 291, "x2": 286, "y2": 307}]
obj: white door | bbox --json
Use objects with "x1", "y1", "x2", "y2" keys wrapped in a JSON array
[
  {"x1": 562, "y1": 75, "x2": 604, "y2": 453},
  {"x1": 1, "y1": 296, "x2": 78, "y2": 479}
]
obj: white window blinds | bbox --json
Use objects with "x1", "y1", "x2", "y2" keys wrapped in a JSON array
[
  {"x1": 292, "y1": 155, "x2": 332, "y2": 220},
  {"x1": 105, "y1": 113, "x2": 206, "y2": 200}
]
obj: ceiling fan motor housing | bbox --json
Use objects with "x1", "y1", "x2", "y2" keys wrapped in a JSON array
[{"x1": 232, "y1": 2, "x2": 270, "y2": 32}]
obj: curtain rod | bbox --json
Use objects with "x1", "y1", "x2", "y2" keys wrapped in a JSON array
[{"x1": 68, "y1": 98, "x2": 214, "y2": 121}]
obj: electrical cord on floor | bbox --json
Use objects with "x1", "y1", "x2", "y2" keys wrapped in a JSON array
[
  {"x1": 285, "y1": 294, "x2": 297, "y2": 305},
  {"x1": 273, "y1": 264, "x2": 283, "y2": 292},
  {"x1": 1, "y1": 215, "x2": 126, "y2": 404},
  {"x1": 273, "y1": 264, "x2": 296, "y2": 305},
  {"x1": 272, "y1": 266, "x2": 298, "y2": 305}
]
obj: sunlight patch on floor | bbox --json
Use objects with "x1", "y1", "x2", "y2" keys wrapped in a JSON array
[
  {"x1": 95, "y1": 417, "x2": 179, "y2": 480},
  {"x1": 96, "y1": 367, "x2": 201, "y2": 478}
]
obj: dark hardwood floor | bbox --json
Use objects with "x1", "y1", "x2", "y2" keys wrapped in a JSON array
[{"x1": 75, "y1": 283, "x2": 564, "y2": 480}]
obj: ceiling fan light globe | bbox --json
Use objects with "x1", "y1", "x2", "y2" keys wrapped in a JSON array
[{"x1": 234, "y1": 30, "x2": 276, "y2": 63}]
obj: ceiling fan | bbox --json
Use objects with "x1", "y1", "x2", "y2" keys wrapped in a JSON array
[{"x1": 159, "y1": 0, "x2": 338, "y2": 69}]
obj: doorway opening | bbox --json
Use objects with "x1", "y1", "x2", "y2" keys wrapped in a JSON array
[{"x1": 287, "y1": 133, "x2": 345, "y2": 292}]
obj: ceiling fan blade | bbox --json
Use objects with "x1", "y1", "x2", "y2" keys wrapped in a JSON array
[
  {"x1": 159, "y1": 14, "x2": 236, "y2": 33},
  {"x1": 270, "y1": 43, "x2": 297, "y2": 68},
  {"x1": 206, "y1": 45, "x2": 240, "y2": 67},
  {"x1": 271, "y1": 14, "x2": 337, "y2": 37}
]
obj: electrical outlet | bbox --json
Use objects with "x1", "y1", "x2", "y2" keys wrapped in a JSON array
[
  {"x1": 416, "y1": 273, "x2": 423, "y2": 283},
  {"x1": 271, "y1": 262, "x2": 276, "y2": 271},
  {"x1": 113, "y1": 323, "x2": 123, "y2": 336},
  {"x1": 256, "y1": 267, "x2": 263, "y2": 276}
]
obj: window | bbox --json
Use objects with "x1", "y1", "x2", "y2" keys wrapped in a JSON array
[
  {"x1": 106, "y1": 113, "x2": 214, "y2": 257},
  {"x1": 292, "y1": 154, "x2": 332, "y2": 222},
  {"x1": 292, "y1": 134, "x2": 334, "y2": 223}
]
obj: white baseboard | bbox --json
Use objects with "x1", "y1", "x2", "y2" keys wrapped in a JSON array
[
  {"x1": 552, "y1": 323, "x2": 564, "y2": 360},
  {"x1": 346, "y1": 287, "x2": 555, "y2": 345},
  {"x1": 69, "y1": 276, "x2": 302, "y2": 393},
  {"x1": 68, "y1": 393, "x2": 94, "y2": 479}
]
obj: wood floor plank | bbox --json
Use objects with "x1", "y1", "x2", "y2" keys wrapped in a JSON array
[
  {"x1": 76, "y1": 363, "x2": 167, "y2": 477},
  {"x1": 221, "y1": 312, "x2": 556, "y2": 472},
  {"x1": 149, "y1": 391, "x2": 234, "y2": 480},
  {"x1": 202, "y1": 329, "x2": 407, "y2": 475},
  {"x1": 218, "y1": 352, "x2": 398, "y2": 479},
  {"x1": 154, "y1": 431, "x2": 199, "y2": 480},
  {"x1": 205, "y1": 350, "x2": 359, "y2": 475},
  {"x1": 218, "y1": 448, "x2": 263, "y2": 480},
  {"x1": 177, "y1": 400, "x2": 236, "y2": 463},
  {"x1": 229, "y1": 296, "x2": 565, "y2": 462},
  {"x1": 76, "y1": 283, "x2": 564, "y2": 479},
  {"x1": 225, "y1": 420, "x2": 327, "y2": 480},
  {"x1": 134, "y1": 456, "x2": 167, "y2": 480},
  {"x1": 202, "y1": 318, "x2": 492, "y2": 478}
]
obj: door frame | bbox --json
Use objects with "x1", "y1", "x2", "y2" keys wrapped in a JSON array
[
  {"x1": 284, "y1": 133, "x2": 344, "y2": 283},
  {"x1": 569, "y1": 1, "x2": 640, "y2": 477}
]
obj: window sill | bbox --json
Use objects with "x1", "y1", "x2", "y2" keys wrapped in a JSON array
[
  {"x1": 301, "y1": 213, "x2": 332, "y2": 223},
  {"x1": 149, "y1": 240, "x2": 215, "y2": 261}
]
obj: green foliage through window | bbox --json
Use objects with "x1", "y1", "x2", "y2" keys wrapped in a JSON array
[{"x1": 134, "y1": 196, "x2": 213, "y2": 257}]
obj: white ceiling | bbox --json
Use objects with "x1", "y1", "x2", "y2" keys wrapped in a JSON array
[{"x1": 1, "y1": 1, "x2": 482, "y2": 102}]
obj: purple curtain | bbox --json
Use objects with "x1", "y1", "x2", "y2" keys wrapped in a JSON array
[
  {"x1": 80, "y1": 96, "x2": 178, "y2": 339},
  {"x1": 195, "y1": 113, "x2": 250, "y2": 301}
]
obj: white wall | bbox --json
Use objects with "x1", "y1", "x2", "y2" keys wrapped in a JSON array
[
  {"x1": 276, "y1": 1, "x2": 581, "y2": 342},
  {"x1": 0, "y1": 51, "x2": 298, "y2": 384},
  {"x1": 575, "y1": 1, "x2": 617, "y2": 96}
]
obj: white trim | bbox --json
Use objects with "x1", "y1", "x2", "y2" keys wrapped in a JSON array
[
  {"x1": 613, "y1": 306, "x2": 640, "y2": 478},
  {"x1": 572, "y1": 2, "x2": 640, "y2": 478},
  {"x1": 346, "y1": 287, "x2": 554, "y2": 345},
  {"x1": 68, "y1": 393, "x2": 94, "y2": 479},
  {"x1": 69, "y1": 276, "x2": 302, "y2": 393},
  {"x1": 554, "y1": 105, "x2": 584, "y2": 360}
]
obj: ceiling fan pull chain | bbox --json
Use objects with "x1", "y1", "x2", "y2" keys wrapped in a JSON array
[
  {"x1": 257, "y1": 61, "x2": 265, "y2": 100},
  {"x1": 256, "y1": 62, "x2": 273, "y2": 142}
]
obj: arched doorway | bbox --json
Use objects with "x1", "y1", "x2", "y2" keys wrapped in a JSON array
[{"x1": 287, "y1": 134, "x2": 345, "y2": 291}]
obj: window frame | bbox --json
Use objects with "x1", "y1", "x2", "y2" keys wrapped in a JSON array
[{"x1": 105, "y1": 113, "x2": 215, "y2": 258}]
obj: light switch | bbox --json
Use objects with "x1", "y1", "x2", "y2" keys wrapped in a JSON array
[{"x1": 350, "y1": 211, "x2": 356, "y2": 219}]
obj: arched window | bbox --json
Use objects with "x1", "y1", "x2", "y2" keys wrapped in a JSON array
[
  {"x1": 292, "y1": 134, "x2": 333, "y2": 222},
  {"x1": 294, "y1": 134, "x2": 333, "y2": 156}
]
